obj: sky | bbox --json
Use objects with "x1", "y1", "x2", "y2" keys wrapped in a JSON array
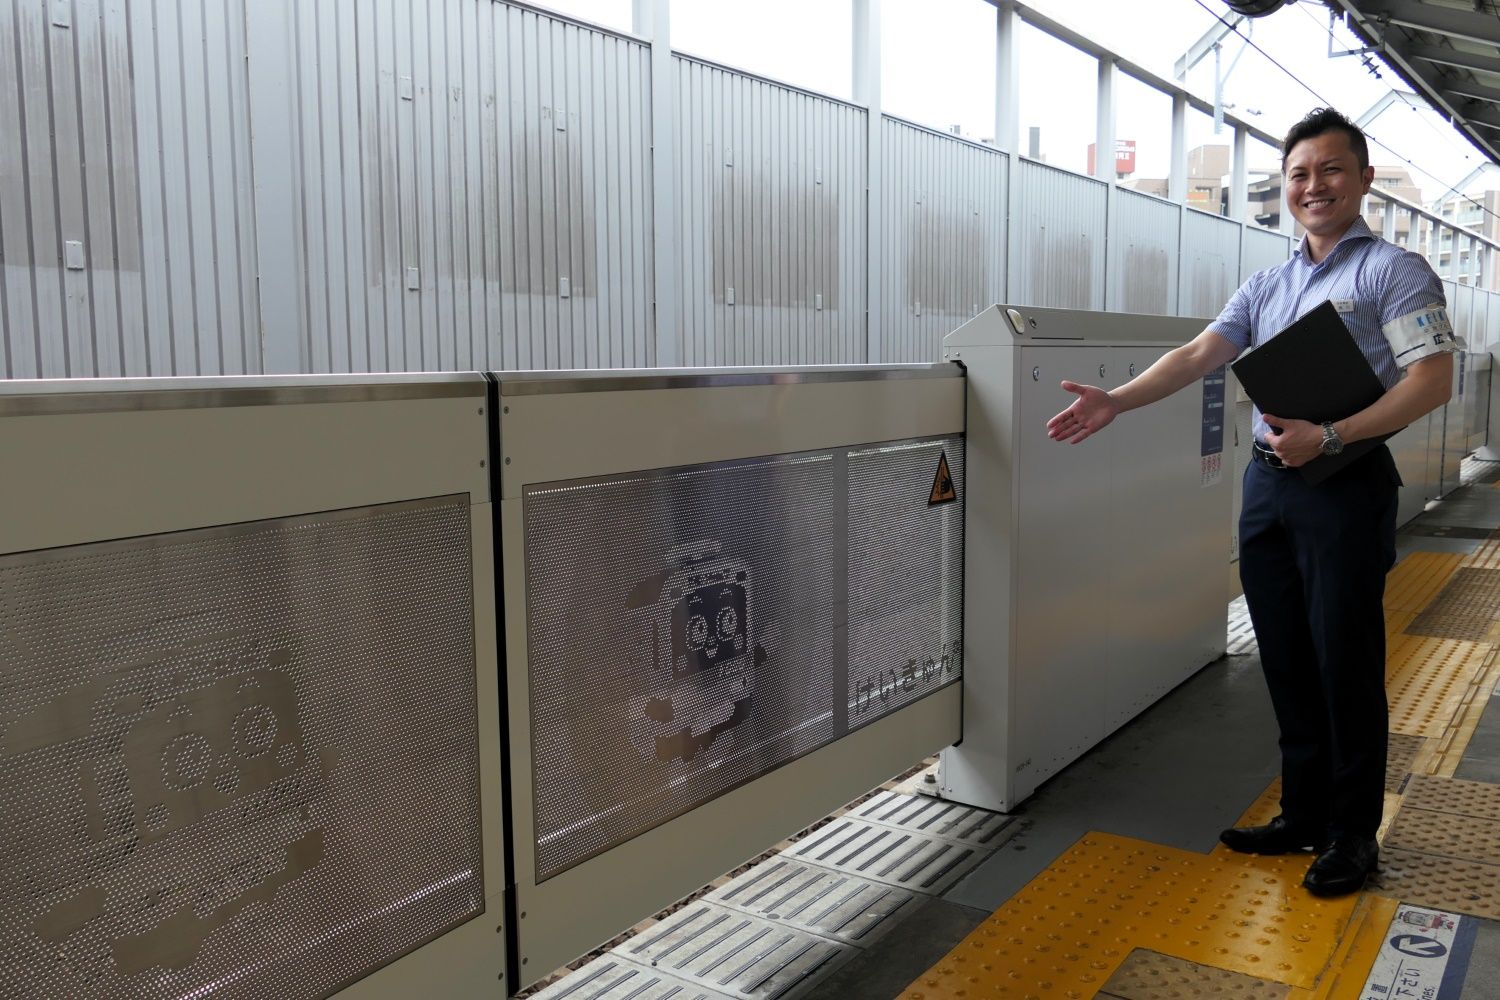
[{"x1": 522, "y1": 0, "x2": 1500, "y2": 205}]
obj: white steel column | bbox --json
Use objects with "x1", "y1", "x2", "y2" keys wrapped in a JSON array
[
  {"x1": 1095, "y1": 59, "x2": 1115, "y2": 182},
  {"x1": 1230, "y1": 126, "x2": 1247, "y2": 222},
  {"x1": 1172, "y1": 93, "x2": 1187, "y2": 315},
  {"x1": 853, "y1": 0, "x2": 883, "y2": 363},
  {"x1": 1169, "y1": 93, "x2": 1187, "y2": 203},
  {"x1": 245, "y1": 0, "x2": 305, "y2": 373},
  {"x1": 995, "y1": 2, "x2": 1020, "y2": 155},
  {"x1": 998, "y1": 1, "x2": 1020, "y2": 304},
  {"x1": 1097, "y1": 58, "x2": 1117, "y2": 310},
  {"x1": 635, "y1": 0, "x2": 681, "y2": 366}
]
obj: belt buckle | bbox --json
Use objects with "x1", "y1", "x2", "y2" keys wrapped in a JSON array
[{"x1": 1254, "y1": 442, "x2": 1286, "y2": 469}]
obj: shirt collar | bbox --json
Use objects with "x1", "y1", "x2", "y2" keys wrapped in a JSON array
[{"x1": 1293, "y1": 216, "x2": 1376, "y2": 264}]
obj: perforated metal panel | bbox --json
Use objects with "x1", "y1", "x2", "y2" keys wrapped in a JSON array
[
  {"x1": 847, "y1": 440, "x2": 964, "y2": 727},
  {"x1": 524, "y1": 437, "x2": 964, "y2": 883},
  {"x1": 0, "y1": 496, "x2": 483, "y2": 998}
]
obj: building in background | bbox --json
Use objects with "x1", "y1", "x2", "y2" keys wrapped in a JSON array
[
  {"x1": 1429, "y1": 190, "x2": 1500, "y2": 287},
  {"x1": 1120, "y1": 144, "x2": 1230, "y2": 212}
]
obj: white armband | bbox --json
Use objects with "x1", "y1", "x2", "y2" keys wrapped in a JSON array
[{"x1": 1383, "y1": 303, "x2": 1460, "y2": 367}]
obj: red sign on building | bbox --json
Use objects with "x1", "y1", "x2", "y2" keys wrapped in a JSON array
[{"x1": 1087, "y1": 139, "x2": 1137, "y2": 176}]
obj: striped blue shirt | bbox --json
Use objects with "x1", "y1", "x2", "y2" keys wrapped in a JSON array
[{"x1": 1210, "y1": 217, "x2": 1448, "y2": 441}]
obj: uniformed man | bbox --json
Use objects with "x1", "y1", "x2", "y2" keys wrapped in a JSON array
[{"x1": 1045, "y1": 107, "x2": 1457, "y2": 897}]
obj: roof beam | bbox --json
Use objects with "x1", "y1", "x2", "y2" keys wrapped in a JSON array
[
  {"x1": 1353, "y1": 0, "x2": 1500, "y2": 47},
  {"x1": 1329, "y1": 0, "x2": 1500, "y2": 164},
  {"x1": 1446, "y1": 78, "x2": 1500, "y2": 105},
  {"x1": 1458, "y1": 102, "x2": 1500, "y2": 133},
  {"x1": 1408, "y1": 42, "x2": 1500, "y2": 77}
]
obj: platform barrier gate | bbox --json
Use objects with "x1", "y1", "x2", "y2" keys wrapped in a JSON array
[
  {"x1": 492, "y1": 367, "x2": 966, "y2": 986},
  {"x1": 0, "y1": 365, "x2": 966, "y2": 997},
  {"x1": 0, "y1": 375, "x2": 506, "y2": 999}
]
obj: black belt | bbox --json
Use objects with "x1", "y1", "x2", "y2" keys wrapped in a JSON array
[{"x1": 1252, "y1": 441, "x2": 1290, "y2": 470}]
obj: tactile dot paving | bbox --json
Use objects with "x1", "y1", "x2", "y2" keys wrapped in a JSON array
[
  {"x1": 1096, "y1": 948, "x2": 1291, "y2": 999},
  {"x1": 1383, "y1": 635, "x2": 1487, "y2": 737},
  {"x1": 1385, "y1": 734, "x2": 1426, "y2": 794},
  {"x1": 1406, "y1": 567, "x2": 1500, "y2": 642},
  {"x1": 898, "y1": 832, "x2": 1358, "y2": 1000},
  {"x1": 1383, "y1": 552, "x2": 1464, "y2": 613},
  {"x1": 1385, "y1": 806, "x2": 1500, "y2": 865},
  {"x1": 1462, "y1": 539, "x2": 1500, "y2": 571},
  {"x1": 1403, "y1": 773, "x2": 1500, "y2": 823},
  {"x1": 1230, "y1": 779, "x2": 1278, "y2": 833},
  {"x1": 1370, "y1": 847, "x2": 1500, "y2": 921}
]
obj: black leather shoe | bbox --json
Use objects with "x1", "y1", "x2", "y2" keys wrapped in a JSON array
[
  {"x1": 1218, "y1": 816, "x2": 1323, "y2": 855},
  {"x1": 1303, "y1": 837, "x2": 1378, "y2": 897}
]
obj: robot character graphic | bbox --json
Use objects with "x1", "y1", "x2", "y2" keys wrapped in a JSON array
[{"x1": 625, "y1": 541, "x2": 761, "y2": 767}]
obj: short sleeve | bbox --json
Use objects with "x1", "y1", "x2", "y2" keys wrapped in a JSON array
[
  {"x1": 1378, "y1": 250, "x2": 1457, "y2": 368},
  {"x1": 1209, "y1": 272, "x2": 1258, "y2": 351}
]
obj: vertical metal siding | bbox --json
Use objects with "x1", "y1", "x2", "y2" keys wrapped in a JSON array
[
  {"x1": 286, "y1": 1, "x2": 653, "y2": 373},
  {"x1": 879, "y1": 118, "x2": 1007, "y2": 362},
  {"x1": 1179, "y1": 208, "x2": 1240, "y2": 320},
  {"x1": 674, "y1": 55, "x2": 866, "y2": 366},
  {"x1": 1109, "y1": 189, "x2": 1177, "y2": 316},
  {"x1": 0, "y1": 0, "x2": 259, "y2": 378},
  {"x1": 1453, "y1": 281, "x2": 1475, "y2": 351},
  {"x1": 1241, "y1": 226, "x2": 1291, "y2": 282},
  {"x1": 1485, "y1": 290, "x2": 1500, "y2": 354},
  {"x1": 1010, "y1": 160, "x2": 1105, "y2": 310}
]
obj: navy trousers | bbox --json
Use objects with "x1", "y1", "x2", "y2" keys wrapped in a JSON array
[{"x1": 1238, "y1": 446, "x2": 1399, "y2": 841}]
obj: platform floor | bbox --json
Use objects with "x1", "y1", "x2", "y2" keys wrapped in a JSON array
[{"x1": 528, "y1": 459, "x2": 1500, "y2": 1000}]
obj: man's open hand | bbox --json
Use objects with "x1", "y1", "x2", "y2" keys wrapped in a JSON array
[{"x1": 1046, "y1": 382, "x2": 1119, "y2": 444}]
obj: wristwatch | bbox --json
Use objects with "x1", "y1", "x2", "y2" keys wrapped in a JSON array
[{"x1": 1320, "y1": 421, "x2": 1344, "y2": 456}]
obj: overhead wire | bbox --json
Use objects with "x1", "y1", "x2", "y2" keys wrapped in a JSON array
[{"x1": 1187, "y1": 0, "x2": 1500, "y2": 231}]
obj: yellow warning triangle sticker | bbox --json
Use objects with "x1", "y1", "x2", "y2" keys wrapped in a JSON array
[{"x1": 929, "y1": 451, "x2": 957, "y2": 506}]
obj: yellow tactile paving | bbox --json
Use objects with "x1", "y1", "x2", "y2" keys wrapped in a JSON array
[
  {"x1": 898, "y1": 833, "x2": 1361, "y2": 1000},
  {"x1": 1383, "y1": 635, "x2": 1488, "y2": 736},
  {"x1": 1383, "y1": 551, "x2": 1464, "y2": 612},
  {"x1": 1425, "y1": 651, "x2": 1500, "y2": 777},
  {"x1": 1298, "y1": 895, "x2": 1400, "y2": 1000},
  {"x1": 905, "y1": 527, "x2": 1499, "y2": 1000},
  {"x1": 1384, "y1": 609, "x2": 1415, "y2": 638}
]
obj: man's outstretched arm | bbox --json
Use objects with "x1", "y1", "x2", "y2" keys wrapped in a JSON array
[{"x1": 1046, "y1": 329, "x2": 1241, "y2": 444}]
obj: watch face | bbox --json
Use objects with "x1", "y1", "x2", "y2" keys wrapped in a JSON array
[{"x1": 1322, "y1": 425, "x2": 1343, "y2": 455}]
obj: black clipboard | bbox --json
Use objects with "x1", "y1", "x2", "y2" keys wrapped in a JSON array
[{"x1": 1229, "y1": 299, "x2": 1393, "y2": 485}]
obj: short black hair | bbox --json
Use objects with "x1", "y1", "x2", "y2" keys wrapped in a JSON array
[{"x1": 1281, "y1": 108, "x2": 1370, "y2": 172}]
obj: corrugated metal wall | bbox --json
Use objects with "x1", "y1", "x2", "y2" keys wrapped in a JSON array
[
  {"x1": 1241, "y1": 226, "x2": 1292, "y2": 282},
  {"x1": 286, "y1": 1, "x2": 654, "y2": 373},
  {"x1": 0, "y1": 0, "x2": 260, "y2": 379},
  {"x1": 674, "y1": 56, "x2": 866, "y2": 366},
  {"x1": 3, "y1": 0, "x2": 1489, "y2": 380},
  {"x1": 1454, "y1": 282, "x2": 1476, "y2": 351},
  {"x1": 1179, "y1": 209, "x2": 1240, "y2": 320},
  {"x1": 1010, "y1": 160, "x2": 1106, "y2": 311},
  {"x1": 1109, "y1": 190, "x2": 1178, "y2": 316},
  {"x1": 878, "y1": 118, "x2": 1007, "y2": 362}
]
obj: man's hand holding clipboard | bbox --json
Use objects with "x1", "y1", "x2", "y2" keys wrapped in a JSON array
[{"x1": 1230, "y1": 299, "x2": 1395, "y2": 485}]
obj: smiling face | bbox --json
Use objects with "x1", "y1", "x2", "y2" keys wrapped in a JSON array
[{"x1": 1284, "y1": 130, "x2": 1375, "y2": 255}]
